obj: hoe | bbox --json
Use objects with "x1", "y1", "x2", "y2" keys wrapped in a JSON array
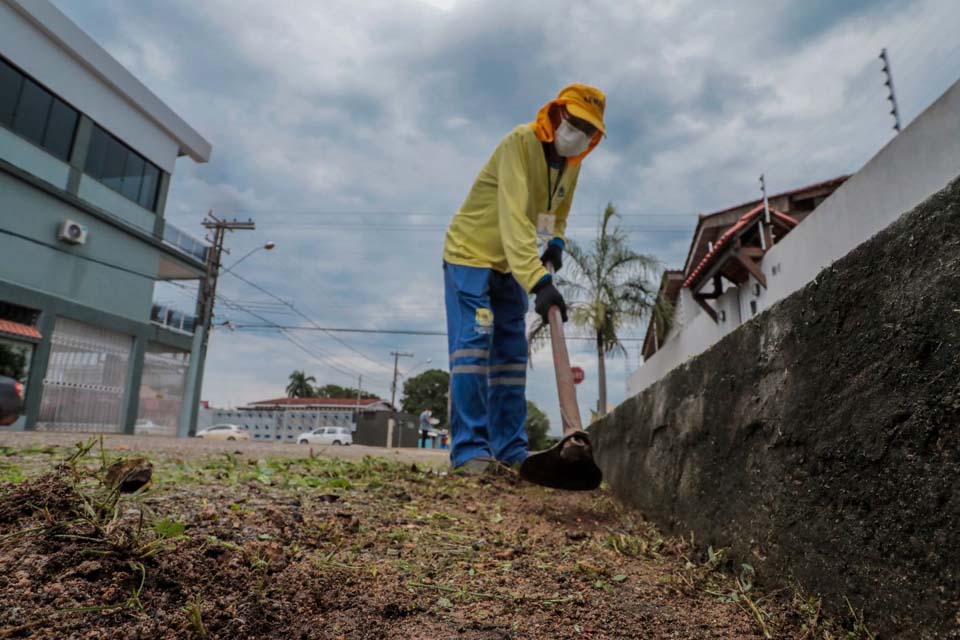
[{"x1": 520, "y1": 266, "x2": 603, "y2": 491}]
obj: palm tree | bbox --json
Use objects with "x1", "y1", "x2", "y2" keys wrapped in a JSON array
[
  {"x1": 285, "y1": 370, "x2": 316, "y2": 398},
  {"x1": 530, "y1": 203, "x2": 672, "y2": 417}
]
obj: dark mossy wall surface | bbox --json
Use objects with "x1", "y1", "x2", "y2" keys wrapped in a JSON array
[{"x1": 592, "y1": 178, "x2": 960, "y2": 638}]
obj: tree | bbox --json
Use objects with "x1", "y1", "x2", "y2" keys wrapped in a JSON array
[
  {"x1": 525, "y1": 400, "x2": 552, "y2": 450},
  {"x1": 314, "y1": 384, "x2": 379, "y2": 400},
  {"x1": 285, "y1": 370, "x2": 316, "y2": 398},
  {"x1": 530, "y1": 203, "x2": 672, "y2": 416},
  {"x1": 401, "y1": 369, "x2": 449, "y2": 426},
  {"x1": 0, "y1": 343, "x2": 27, "y2": 382}
]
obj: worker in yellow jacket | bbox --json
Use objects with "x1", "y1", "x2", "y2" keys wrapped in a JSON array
[{"x1": 442, "y1": 83, "x2": 606, "y2": 470}]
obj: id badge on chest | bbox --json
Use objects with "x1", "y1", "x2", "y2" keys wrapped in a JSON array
[{"x1": 537, "y1": 212, "x2": 556, "y2": 239}]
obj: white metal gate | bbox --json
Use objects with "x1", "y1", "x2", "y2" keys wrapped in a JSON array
[
  {"x1": 136, "y1": 344, "x2": 189, "y2": 437},
  {"x1": 36, "y1": 317, "x2": 133, "y2": 433}
]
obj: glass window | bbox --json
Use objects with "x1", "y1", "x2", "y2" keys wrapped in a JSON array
[
  {"x1": 0, "y1": 59, "x2": 23, "y2": 127},
  {"x1": 100, "y1": 134, "x2": 128, "y2": 192},
  {"x1": 12, "y1": 78, "x2": 52, "y2": 145},
  {"x1": 43, "y1": 98, "x2": 78, "y2": 160},
  {"x1": 121, "y1": 152, "x2": 144, "y2": 202},
  {"x1": 84, "y1": 127, "x2": 108, "y2": 179},
  {"x1": 84, "y1": 125, "x2": 163, "y2": 211}
]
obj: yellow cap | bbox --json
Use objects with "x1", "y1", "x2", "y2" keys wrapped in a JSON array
[{"x1": 557, "y1": 83, "x2": 606, "y2": 135}]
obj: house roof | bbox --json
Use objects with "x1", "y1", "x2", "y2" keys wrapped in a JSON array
[
  {"x1": 683, "y1": 205, "x2": 798, "y2": 289},
  {"x1": 5, "y1": 0, "x2": 211, "y2": 163},
  {"x1": 682, "y1": 175, "x2": 849, "y2": 275},
  {"x1": 698, "y1": 175, "x2": 849, "y2": 223},
  {"x1": 0, "y1": 319, "x2": 41, "y2": 341},
  {"x1": 247, "y1": 397, "x2": 386, "y2": 408},
  {"x1": 641, "y1": 270, "x2": 685, "y2": 359}
]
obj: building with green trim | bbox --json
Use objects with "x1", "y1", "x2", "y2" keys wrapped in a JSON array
[{"x1": 0, "y1": 0, "x2": 212, "y2": 436}]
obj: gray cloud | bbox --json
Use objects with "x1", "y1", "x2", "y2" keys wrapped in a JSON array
[{"x1": 55, "y1": 0, "x2": 960, "y2": 433}]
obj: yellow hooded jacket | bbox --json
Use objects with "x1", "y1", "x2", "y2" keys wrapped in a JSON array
[{"x1": 443, "y1": 103, "x2": 600, "y2": 292}]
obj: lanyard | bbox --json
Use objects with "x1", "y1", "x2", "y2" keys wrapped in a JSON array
[{"x1": 546, "y1": 161, "x2": 565, "y2": 213}]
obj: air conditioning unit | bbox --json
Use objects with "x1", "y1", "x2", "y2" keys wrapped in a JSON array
[{"x1": 58, "y1": 220, "x2": 88, "y2": 245}]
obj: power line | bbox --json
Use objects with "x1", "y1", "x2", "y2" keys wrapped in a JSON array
[
  {"x1": 217, "y1": 209, "x2": 698, "y2": 218},
  {"x1": 222, "y1": 270, "x2": 395, "y2": 374},
  {"x1": 214, "y1": 293, "x2": 392, "y2": 385},
  {"x1": 249, "y1": 222, "x2": 692, "y2": 233},
  {"x1": 237, "y1": 324, "x2": 445, "y2": 336},
  {"x1": 231, "y1": 323, "x2": 647, "y2": 341}
]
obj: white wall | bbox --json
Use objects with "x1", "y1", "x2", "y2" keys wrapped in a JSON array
[
  {"x1": 0, "y1": 1, "x2": 180, "y2": 172},
  {"x1": 629, "y1": 77, "x2": 960, "y2": 397}
]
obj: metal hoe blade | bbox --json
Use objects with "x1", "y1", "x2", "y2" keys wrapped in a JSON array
[{"x1": 520, "y1": 430, "x2": 602, "y2": 491}]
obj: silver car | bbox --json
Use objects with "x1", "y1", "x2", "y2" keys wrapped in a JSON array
[{"x1": 194, "y1": 424, "x2": 250, "y2": 441}]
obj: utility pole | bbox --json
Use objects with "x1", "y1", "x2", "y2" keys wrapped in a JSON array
[
  {"x1": 390, "y1": 351, "x2": 414, "y2": 409},
  {"x1": 759, "y1": 174, "x2": 770, "y2": 223},
  {"x1": 759, "y1": 174, "x2": 770, "y2": 251},
  {"x1": 879, "y1": 48, "x2": 902, "y2": 133},
  {"x1": 387, "y1": 351, "x2": 413, "y2": 448},
  {"x1": 354, "y1": 375, "x2": 362, "y2": 431},
  {"x1": 179, "y1": 212, "x2": 255, "y2": 437}
]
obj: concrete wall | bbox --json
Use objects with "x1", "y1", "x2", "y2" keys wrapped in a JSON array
[
  {"x1": 592, "y1": 177, "x2": 960, "y2": 638},
  {"x1": 76, "y1": 175, "x2": 158, "y2": 236},
  {"x1": 0, "y1": 1, "x2": 180, "y2": 172},
  {"x1": 0, "y1": 170, "x2": 158, "y2": 323},
  {"x1": 629, "y1": 77, "x2": 960, "y2": 397}
]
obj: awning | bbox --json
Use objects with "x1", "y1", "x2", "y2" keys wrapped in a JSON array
[{"x1": 0, "y1": 319, "x2": 42, "y2": 341}]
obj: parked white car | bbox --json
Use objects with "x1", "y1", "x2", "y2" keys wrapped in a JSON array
[
  {"x1": 195, "y1": 424, "x2": 250, "y2": 441},
  {"x1": 298, "y1": 427, "x2": 353, "y2": 446}
]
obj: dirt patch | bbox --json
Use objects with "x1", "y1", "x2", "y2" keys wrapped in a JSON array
[{"x1": 0, "y1": 441, "x2": 867, "y2": 639}]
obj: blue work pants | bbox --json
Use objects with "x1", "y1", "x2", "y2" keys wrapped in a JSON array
[{"x1": 443, "y1": 262, "x2": 529, "y2": 468}]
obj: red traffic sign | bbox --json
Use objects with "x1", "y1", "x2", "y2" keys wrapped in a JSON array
[{"x1": 571, "y1": 366, "x2": 585, "y2": 385}]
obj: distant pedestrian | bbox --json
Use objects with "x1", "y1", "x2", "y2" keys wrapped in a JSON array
[{"x1": 419, "y1": 409, "x2": 433, "y2": 448}]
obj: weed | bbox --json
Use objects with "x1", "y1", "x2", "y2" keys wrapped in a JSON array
[
  {"x1": 183, "y1": 593, "x2": 208, "y2": 639},
  {"x1": 153, "y1": 518, "x2": 186, "y2": 539},
  {"x1": 844, "y1": 597, "x2": 877, "y2": 640},
  {"x1": 603, "y1": 527, "x2": 664, "y2": 559},
  {"x1": 126, "y1": 561, "x2": 147, "y2": 611}
]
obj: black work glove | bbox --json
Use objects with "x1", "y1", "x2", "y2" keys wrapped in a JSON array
[
  {"x1": 532, "y1": 277, "x2": 567, "y2": 323},
  {"x1": 540, "y1": 242, "x2": 563, "y2": 272}
]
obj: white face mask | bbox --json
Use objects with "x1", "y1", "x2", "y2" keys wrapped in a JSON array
[{"x1": 554, "y1": 118, "x2": 591, "y2": 157}]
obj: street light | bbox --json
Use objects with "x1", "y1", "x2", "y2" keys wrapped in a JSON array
[
  {"x1": 222, "y1": 241, "x2": 276, "y2": 273},
  {"x1": 401, "y1": 358, "x2": 433, "y2": 379}
]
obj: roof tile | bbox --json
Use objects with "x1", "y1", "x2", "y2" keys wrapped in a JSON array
[
  {"x1": 0, "y1": 320, "x2": 42, "y2": 341},
  {"x1": 683, "y1": 206, "x2": 797, "y2": 289}
]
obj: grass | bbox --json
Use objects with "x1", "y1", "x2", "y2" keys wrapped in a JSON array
[{"x1": 0, "y1": 438, "x2": 884, "y2": 639}]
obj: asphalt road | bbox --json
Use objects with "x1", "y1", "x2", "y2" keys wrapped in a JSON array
[{"x1": 0, "y1": 430, "x2": 449, "y2": 466}]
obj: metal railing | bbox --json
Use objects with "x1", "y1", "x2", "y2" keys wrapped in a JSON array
[
  {"x1": 150, "y1": 304, "x2": 197, "y2": 334},
  {"x1": 160, "y1": 222, "x2": 209, "y2": 263}
]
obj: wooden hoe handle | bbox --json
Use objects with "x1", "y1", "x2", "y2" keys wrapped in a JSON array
[{"x1": 545, "y1": 265, "x2": 583, "y2": 437}]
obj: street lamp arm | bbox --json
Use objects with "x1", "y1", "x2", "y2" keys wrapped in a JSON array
[{"x1": 222, "y1": 242, "x2": 276, "y2": 274}]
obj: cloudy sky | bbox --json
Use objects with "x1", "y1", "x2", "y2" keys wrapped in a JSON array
[{"x1": 56, "y1": 0, "x2": 960, "y2": 435}]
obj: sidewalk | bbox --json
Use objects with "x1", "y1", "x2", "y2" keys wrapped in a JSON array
[{"x1": 0, "y1": 430, "x2": 449, "y2": 466}]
